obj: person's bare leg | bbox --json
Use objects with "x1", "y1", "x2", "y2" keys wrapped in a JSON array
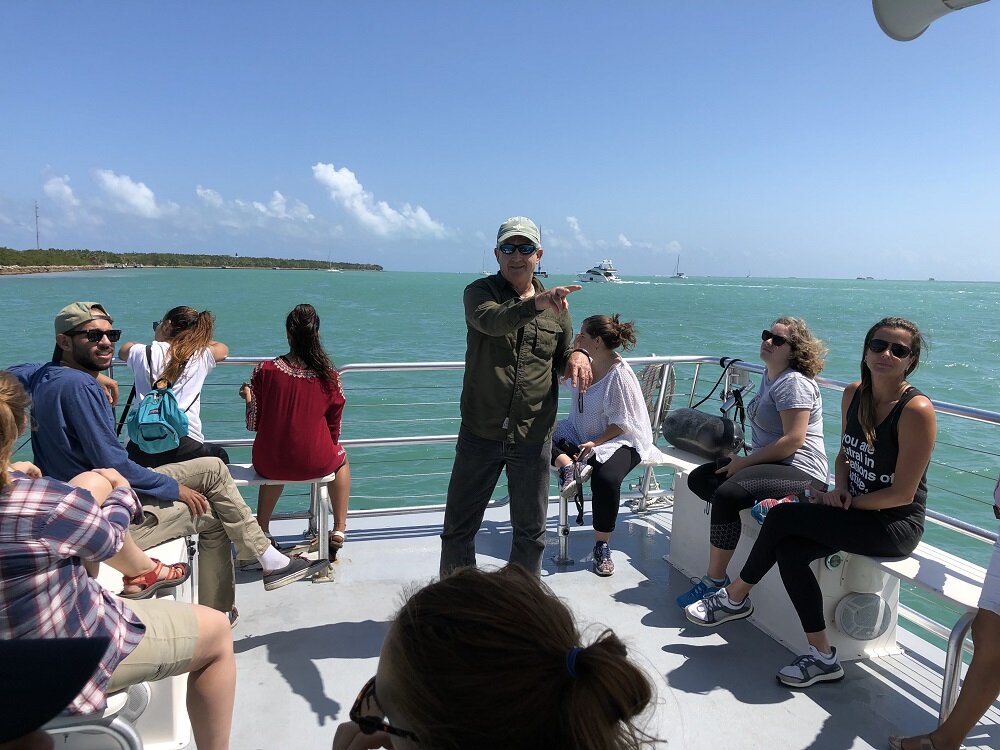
[
  {"x1": 255, "y1": 484, "x2": 285, "y2": 534},
  {"x1": 707, "y1": 544, "x2": 737, "y2": 581},
  {"x1": 327, "y1": 459, "x2": 351, "y2": 533},
  {"x1": 69, "y1": 471, "x2": 165, "y2": 587},
  {"x1": 805, "y1": 629, "x2": 833, "y2": 655},
  {"x1": 185, "y1": 604, "x2": 236, "y2": 750},
  {"x1": 0, "y1": 729, "x2": 54, "y2": 750},
  {"x1": 897, "y1": 608, "x2": 1000, "y2": 750}
]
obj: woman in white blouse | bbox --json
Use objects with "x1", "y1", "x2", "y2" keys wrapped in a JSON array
[{"x1": 552, "y1": 314, "x2": 663, "y2": 577}]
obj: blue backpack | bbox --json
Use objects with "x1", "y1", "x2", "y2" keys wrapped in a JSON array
[{"x1": 126, "y1": 346, "x2": 191, "y2": 453}]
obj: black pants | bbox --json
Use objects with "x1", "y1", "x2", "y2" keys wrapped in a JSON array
[
  {"x1": 687, "y1": 458, "x2": 825, "y2": 551},
  {"x1": 127, "y1": 435, "x2": 231, "y2": 469},
  {"x1": 552, "y1": 444, "x2": 641, "y2": 534},
  {"x1": 740, "y1": 502, "x2": 921, "y2": 633}
]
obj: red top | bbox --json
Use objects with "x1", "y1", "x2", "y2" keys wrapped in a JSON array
[{"x1": 246, "y1": 357, "x2": 347, "y2": 480}]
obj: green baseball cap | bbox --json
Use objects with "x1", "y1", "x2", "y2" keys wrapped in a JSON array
[
  {"x1": 54, "y1": 302, "x2": 112, "y2": 335},
  {"x1": 497, "y1": 216, "x2": 541, "y2": 247}
]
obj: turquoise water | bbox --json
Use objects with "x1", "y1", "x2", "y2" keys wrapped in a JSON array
[{"x1": 4, "y1": 269, "x2": 999, "y2": 604}]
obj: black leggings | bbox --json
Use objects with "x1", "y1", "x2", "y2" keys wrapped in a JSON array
[
  {"x1": 127, "y1": 435, "x2": 231, "y2": 469},
  {"x1": 552, "y1": 444, "x2": 641, "y2": 534},
  {"x1": 739, "y1": 502, "x2": 921, "y2": 633},
  {"x1": 687, "y1": 458, "x2": 825, "y2": 551}
]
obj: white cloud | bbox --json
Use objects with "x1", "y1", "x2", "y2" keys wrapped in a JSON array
[
  {"x1": 43, "y1": 175, "x2": 80, "y2": 207},
  {"x1": 251, "y1": 191, "x2": 314, "y2": 221},
  {"x1": 618, "y1": 233, "x2": 632, "y2": 248},
  {"x1": 312, "y1": 162, "x2": 447, "y2": 238},
  {"x1": 196, "y1": 185, "x2": 224, "y2": 208},
  {"x1": 565, "y1": 216, "x2": 593, "y2": 249},
  {"x1": 94, "y1": 169, "x2": 177, "y2": 218}
]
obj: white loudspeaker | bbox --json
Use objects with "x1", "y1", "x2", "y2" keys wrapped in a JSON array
[
  {"x1": 873, "y1": 0, "x2": 991, "y2": 41},
  {"x1": 835, "y1": 592, "x2": 893, "y2": 641}
]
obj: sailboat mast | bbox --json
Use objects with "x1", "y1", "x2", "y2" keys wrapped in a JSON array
[{"x1": 34, "y1": 201, "x2": 40, "y2": 250}]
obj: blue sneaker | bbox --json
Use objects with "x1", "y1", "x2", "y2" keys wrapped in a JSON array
[{"x1": 675, "y1": 575, "x2": 730, "y2": 608}]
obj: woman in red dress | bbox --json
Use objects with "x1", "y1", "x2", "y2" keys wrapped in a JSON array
[{"x1": 240, "y1": 304, "x2": 350, "y2": 555}]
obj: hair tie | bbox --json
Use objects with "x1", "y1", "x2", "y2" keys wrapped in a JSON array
[{"x1": 566, "y1": 646, "x2": 583, "y2": 678}]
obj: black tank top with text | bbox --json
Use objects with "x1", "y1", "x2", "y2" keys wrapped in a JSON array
[{"x1": 843, "y1": 386, "x2": 928, "y2": 528}]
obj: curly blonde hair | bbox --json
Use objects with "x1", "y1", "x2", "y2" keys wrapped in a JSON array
[{"x1": 772, "y1": 316, "x2": 827, "y2": 379}]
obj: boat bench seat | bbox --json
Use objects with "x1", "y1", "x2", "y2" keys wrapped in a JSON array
[
  {"x1": 227, "y1": 463, "x2": 337, "y2": 572},
  {"x1": 45, "y1": 535, "x2": 195, "y2": 750},
  {"x1": 671, "y1": 471, "x2": 988, "y2": 720}
]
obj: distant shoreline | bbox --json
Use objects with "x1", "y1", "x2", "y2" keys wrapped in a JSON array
[{"x1": 0, "y1": 264, "x2": 379, "y2": 276}]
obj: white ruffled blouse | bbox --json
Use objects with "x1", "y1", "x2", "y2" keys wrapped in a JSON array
[{"x1": 553, "y1": 359, "x2": 666, "y2": 465}]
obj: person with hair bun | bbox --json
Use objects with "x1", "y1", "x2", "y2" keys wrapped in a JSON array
[
  {"x1": 120, "y1": 305, "x2": 230, "y2": 468},
  {"x1": 239, "y1": 303, "x2": 350, "y2": 553},
  {"x1": 551, "y1": 314, "x2": 665, "y2": 576},
  {"x1": 332, "y1": 564, "x2": 657, "y2": 750},
  {"x1": 686, "y1": 317, "x2": 935, "y2": 690}
]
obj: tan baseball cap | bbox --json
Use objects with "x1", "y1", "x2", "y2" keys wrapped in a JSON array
[
  {"x1": 54, "y1": 302, "x2": 112, "y2": 335},
  {"x1": 497, "y1": 216, "x2": 541, "y2": 247}
]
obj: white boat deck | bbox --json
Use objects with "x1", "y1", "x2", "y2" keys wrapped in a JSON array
[{"x1": 229, "y1": 499, "x2": 1000, "y2": 750}]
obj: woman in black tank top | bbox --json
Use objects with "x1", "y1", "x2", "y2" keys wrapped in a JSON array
[{"x1": 683, "y1": 317, "x2": 937, "y2": 690}]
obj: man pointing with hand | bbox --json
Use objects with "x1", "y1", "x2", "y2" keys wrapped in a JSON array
[{"x1": 440, "y1": 216, "x2": 592, "y2": 576}]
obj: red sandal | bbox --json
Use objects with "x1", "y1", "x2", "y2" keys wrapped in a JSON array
[{"x1": 119, "y1": 559, "x2": 191, "y2": 600}]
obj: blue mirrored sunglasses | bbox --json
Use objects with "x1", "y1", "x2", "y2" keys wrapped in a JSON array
[{"x1": 498, "y1": 243, "x2": 538, "y2": 255}]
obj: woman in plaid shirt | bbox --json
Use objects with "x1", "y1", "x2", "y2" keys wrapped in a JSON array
[{"x1": 0, "y1": 371, "x2": 236, "y2": 749}]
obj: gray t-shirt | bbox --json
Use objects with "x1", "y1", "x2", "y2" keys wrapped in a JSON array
[{"x1": 747, "y1": 368, "x2": 829, "y2": 482}]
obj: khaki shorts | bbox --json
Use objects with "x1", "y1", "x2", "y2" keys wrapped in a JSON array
[{"x1": 107, "y1": 598, "x2": 199, "y2": 693}]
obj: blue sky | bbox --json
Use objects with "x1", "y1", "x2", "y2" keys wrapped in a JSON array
[{"x1": 2, "y1": 2, "x2": 998, "y2": 279}]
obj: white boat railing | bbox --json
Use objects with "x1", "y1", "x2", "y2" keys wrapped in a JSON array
[{"x1": 103, "y1": 354, "x2": 1000, "y2": 658}]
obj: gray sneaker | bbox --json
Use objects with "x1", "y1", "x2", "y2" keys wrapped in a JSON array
[
  {"x1": 685, "y1": 589, "x2": 753, "y2": 627},
  {"x1": 777, "y1": 646, "x2": 845, "y2": 688}
]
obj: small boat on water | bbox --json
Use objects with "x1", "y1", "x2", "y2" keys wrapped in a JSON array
[
  {"x1": 578, "y1": 259, "x2": 622, "y2": 283},
  {"x1": 673, "y1": 257, "x2": 687, "y2": 279},
  {"x1": 533, "y1": 262, "x2": 548, "y2": 279}
]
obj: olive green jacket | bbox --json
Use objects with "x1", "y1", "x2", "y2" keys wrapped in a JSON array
[{"x1": 460, "y1": 272, "x2": 574, "y2": 443}]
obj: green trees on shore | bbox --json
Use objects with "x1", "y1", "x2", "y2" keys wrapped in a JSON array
[{"x1": 0, "y1": 246, "x2": 382, "y2": 271}]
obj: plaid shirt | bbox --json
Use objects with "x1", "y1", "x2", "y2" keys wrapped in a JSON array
[{"x1": 0, "y1": 472, "x2": 145, "y2": 714}]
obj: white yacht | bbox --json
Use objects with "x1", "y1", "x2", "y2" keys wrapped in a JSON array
[{"x1": 578, "y1": 259, "x2": 622, "y2": 283}]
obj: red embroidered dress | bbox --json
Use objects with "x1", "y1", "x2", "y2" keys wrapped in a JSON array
[{"x1": 245, "y1": 357, "x2": 347, "y2": 480}]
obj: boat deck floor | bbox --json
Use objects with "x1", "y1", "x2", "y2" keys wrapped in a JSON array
[{"x1": 230, "y1": 500, "x2": 1000, "y2": 750}]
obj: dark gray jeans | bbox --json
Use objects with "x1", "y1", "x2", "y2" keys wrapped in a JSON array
[{"x1": 439, "y1": 426, "x2": 551, "y2": 577}]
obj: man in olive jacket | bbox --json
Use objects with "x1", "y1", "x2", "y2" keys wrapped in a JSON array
[{"x1": 440, "y1": 216, "x2": 592, "y2": 576}]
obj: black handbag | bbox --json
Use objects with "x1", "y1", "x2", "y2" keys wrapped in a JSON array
[{"x1": 661, "y1": 407, "x2": 744, "y2": 460}]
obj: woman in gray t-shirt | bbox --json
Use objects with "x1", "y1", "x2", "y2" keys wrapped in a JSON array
[{"x1": 676, "y1": 317, "x2": 829, "y2": 609}]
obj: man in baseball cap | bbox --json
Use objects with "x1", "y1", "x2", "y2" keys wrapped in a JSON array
[{"x1": 440, "y1": 216, "x2": 592, "y2": 577}]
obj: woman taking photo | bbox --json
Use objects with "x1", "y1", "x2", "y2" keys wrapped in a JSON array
[
  {"x1": 551, "y1": 314, "x2": 664, "y2": 577},
  {"x1": 120, "y1": 306, "x2": 230, "y2": 467},
  {"x1": 240, "y1": 303, "x2": 350, "y2": 555},
  {"x1": 676, "y1": 317, "x2": 829, "y2": 608},
  {"x1": 331, "y1": 565, "x2": 656, "y2": 750},
  {"x1": 685, "y1": 317, "x2": 936, "y2": 689}
]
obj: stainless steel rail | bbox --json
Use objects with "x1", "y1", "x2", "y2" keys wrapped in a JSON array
[{"x1": 197, "y1": 354, "x2": 998, "y2": 675}]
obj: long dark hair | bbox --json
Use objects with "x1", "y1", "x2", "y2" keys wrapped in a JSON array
[
  {"x1": 285, "y1": 304, "x2": 336, "y2": 388},
  {"x1": 858, "y1": 316, "x2": 926, "y2": 445},
  {"x1": 159, "y1": 306, "x2": 215, "y2": 386}
]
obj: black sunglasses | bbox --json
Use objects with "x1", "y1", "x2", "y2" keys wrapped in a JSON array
[
  {"x1": 761, "y1": 330, "x2": 788, "y2": 348},
  {"x1": 67, "y1": 329, "x2": 122, "y2": 343},
  {"x1": 868, "y1": 338, "x2": 913, "y2": 358},
  {"x1": 498, "y1": 243, "x2": 538, "y2": 255},
  {"x1": 350, "y1": 676, "x2": 420, "y2": 743}
]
